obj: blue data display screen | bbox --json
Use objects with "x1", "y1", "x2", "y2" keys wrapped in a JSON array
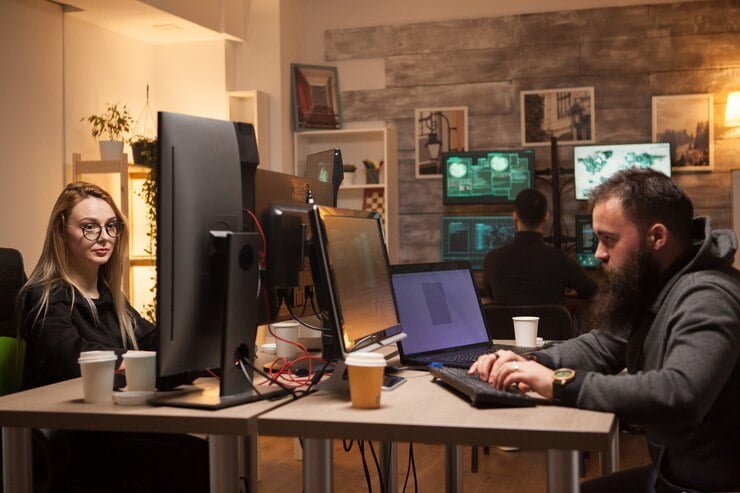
[
  {"x1": 440, "y1": 216, "x2": 515, "y2": 270},
  {"x1": 443, "y1": 150, "x2": 535, "y2": 205}
]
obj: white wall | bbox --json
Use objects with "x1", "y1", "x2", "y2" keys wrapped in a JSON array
[
  {"x1": 153, "y1": 40, "x2": 229, "y2": 119},
  {"x1": 65, "y1": 16, "x2": 156, "y2": 162},
  {"x1": 230, "y1": 0, "x2": 286, "y2": 170},
  {"x1": 0, "y1": 0, "x2": 64, "y2": 269}
]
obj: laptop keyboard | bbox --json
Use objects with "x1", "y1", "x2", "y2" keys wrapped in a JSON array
[
  {"x1": 437, "y1": 344, "x2": 536, "y2": 366},
  {"x1": 429, "y1": 366, "x2": 547, "y2": 408}
]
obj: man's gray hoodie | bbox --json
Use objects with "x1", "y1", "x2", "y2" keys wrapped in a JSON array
[{"x1": 535, "y1": 217, "x2": 740, "y2": 491}]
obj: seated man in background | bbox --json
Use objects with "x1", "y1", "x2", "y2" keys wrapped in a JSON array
[
  {"x1": 482, "y1": 188, "x2": 596, "y2": 304},
  {"x1": 472, "y1": 169, "x2": 740, "y2": 492}
]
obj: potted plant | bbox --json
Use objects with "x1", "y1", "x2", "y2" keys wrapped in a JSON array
[
  {"x1": 129, "y1": 135, "x2": 157, "y2": 166},
  {"x1": 343, "y1": 163, "x2": 357, "y2": 186},
  {"x1": 81, "y1": 102, "x2": 133, "y2": 160}
]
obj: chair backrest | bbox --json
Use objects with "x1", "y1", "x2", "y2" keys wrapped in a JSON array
[
  {"x1": 483, "y1": 303, "x2": 574, "y2": 341},
  {"x1": 0, "y1": 247, "x2": 26, "y2": 338}
]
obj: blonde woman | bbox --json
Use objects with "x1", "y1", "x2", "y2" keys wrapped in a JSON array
[
  {"x1": 18, "y1": 182, "x2": 208, "y2": 492},
  {"x1": 19, "y1": 181, "x2": 156, "y2": 389}
]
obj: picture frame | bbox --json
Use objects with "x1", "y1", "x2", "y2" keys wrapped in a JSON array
[
  {"x1": 520, "y1": 87, "x2": 595, "y2": 146},
  {"x1": 652, "y1": 93, "x2": 714, "y2": 172},
  {"x1": 291, "y1": 64, "x2": 342, "y2": 131},
  {"x1": 415, "y1": 106, "x2": 469, "y2": 178}
]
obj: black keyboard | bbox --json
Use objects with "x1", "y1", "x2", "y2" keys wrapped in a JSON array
[{"x1": 429, "y1": 366, "x2": 549, "y2": 408}]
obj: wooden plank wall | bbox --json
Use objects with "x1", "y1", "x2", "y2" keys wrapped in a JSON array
[{"x1": 325, "y1": 1, "x2": 740, "y2": 264}]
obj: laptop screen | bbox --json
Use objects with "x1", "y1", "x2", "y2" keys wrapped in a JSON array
[{"x1": 391, "y1": 268, "x2": 490, "y2": 355}]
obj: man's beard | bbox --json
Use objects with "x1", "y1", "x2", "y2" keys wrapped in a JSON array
[{"x1": 588, "y1": 246, "x2": 660, "y2": 336}]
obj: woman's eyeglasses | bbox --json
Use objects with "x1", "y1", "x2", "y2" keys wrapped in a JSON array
[{"x1": 80, "y1": 220, "x2": 123, "y2": 241}]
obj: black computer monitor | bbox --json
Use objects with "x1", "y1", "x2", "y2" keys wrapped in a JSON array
[
  {"x1": 442, "y1": 149, "x2": 535, "y2": 205},
  {"x1": 304, "y1": 148, "x2": 343, "y2": 206},
  {"x1": 440, "y1": 216, "x2": 516, "y2": 270},
  {"x1": 575, "y1": 214, "x2": 600, "y2": 269},
  {"x1": 154, "y1": 111, "x2": 277, "y2": 409},
  {"x1": 250, "y1": 169, "x2": 334, "y2": 323},
  {"x1": 573, "y1": 142, "x2": 671, "y2": 200},
  {"x1": 308, "y1": 205, "x2": 403, "y2": 361}
]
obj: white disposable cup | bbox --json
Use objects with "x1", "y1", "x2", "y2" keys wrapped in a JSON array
[
  {"x1": 513, "y1": 317, "x2": 539, "y2": 347},
  {"x1": 345, "y1": 352, "x2": 386, "y2": 409},
  {"x1": 78, "y1": 352, "x2": 117, "y2": 403},
  {"x1": 343, "y1": 171, "x2": 355, "y2": 185},
  {"x1": 122, "y1": 350, "x2": 157, "y2": 391},
  {"x1": 272, "y1": 321, "x2": 300, "y2": 360}
]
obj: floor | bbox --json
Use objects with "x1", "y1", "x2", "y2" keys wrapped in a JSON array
[{"x1": 257, "y1": 431, "x2": 651, "y2": 492}]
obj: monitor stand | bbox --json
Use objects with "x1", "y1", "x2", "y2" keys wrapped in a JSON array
[{"x1": 152, "y1": 232, "x2": 289, "y2": 410}]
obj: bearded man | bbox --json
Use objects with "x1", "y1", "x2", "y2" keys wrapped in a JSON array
[{"x1": 471, "y1": 168, "x2": 740, "y2": 492}]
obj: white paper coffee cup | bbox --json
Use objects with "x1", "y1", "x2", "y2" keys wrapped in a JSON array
[
  {"x1": 122, "y1": 350, "x2": 157, "y2": 391},
  {"x1": 513, "y1": 316, "x2": 539, "y2": 347},
  {"x1": 78, "y1": 352, "x2": 117, "y2": 403},
  {"x1": 272, "y1": 321, "x2": 300, "y2": 360},
  {"x1": 345, "y1": 352, "x2": 386, "y2": 409}
]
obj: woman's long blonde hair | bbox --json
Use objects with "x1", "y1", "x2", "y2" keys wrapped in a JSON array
[{"x1": 20, "y1": 182, "x2": 138, "y2": 349}]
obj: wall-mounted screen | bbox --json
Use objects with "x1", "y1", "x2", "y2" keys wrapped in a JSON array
[
  {"x1": 574, "y1": 142, "x2": 671, "y2": 200},
  {"x1": 575, "y1": 214, "x2": 600, "y2": 269},
  {"x1": 442, "y1": 149, "x2": 535, "y2": 205},
  {"x1": 440, "y1": 216, "x2": 515, "y2": 270}
]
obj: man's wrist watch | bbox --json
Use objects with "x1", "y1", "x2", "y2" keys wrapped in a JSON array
[{"x1": 552, "y1": 368, "x2": 576, "y2": 401}]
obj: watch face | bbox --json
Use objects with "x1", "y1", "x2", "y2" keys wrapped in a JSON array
[{"x1": 554, "y1": 369, "x2": 575, "y2": 379}]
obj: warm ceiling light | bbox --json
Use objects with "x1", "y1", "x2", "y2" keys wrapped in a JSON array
[{"x1": 726, "y1": 91, "x2": 740, "y2": 127}]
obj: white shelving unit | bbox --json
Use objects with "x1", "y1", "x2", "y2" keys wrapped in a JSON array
[
  {"x1": 294, "y1": 127, "x2": 399, "y2": 262},
  {"x1": 229, "y1": 90, "x2": 270, "y2": 167}
]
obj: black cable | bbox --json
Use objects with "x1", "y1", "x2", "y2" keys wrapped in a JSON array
[
  {"x1": 304, "y1": 359, "x2": 332, "y2": 395},
  {"x1": 308, "y1": 287, "x2": 319, "y2": 317},
  {"x1": 343, "y1": 439, "x2": 354, "y2": 452},
  {"x1": 368, "y1": 441, "x2": 385, "y2": 493},
  {"x1": 358, "y1": 441, "x2": 373, "y2": 493},
  {"x1": 411, "y1": 443, "x2": 417, "y2": 493},
  {"x1": 402, "y1": 443, "x2": 412, "y2": 493},
  {"x1": 283, "y1": 291, "x2": 330, "y2": 332}
]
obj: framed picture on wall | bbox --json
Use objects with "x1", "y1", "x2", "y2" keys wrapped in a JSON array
[
  {"x1": 291, "y1": 64, "x2": 343, "y2": 131},
  {"x1": 652, "y1": 94, "x2": 714, "y2": 172},
  {"x1": 520, "y1": 87, "x2": 595, "y2": 146},
  {"x1": 415, "y1": 106, "x2": 469, "y2": 178}
]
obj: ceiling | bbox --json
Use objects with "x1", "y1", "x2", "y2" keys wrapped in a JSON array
[{"x1": 58, "y1": 0, "x2": 241, "y2": 45}]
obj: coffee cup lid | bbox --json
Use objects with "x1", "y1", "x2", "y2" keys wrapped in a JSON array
[
  {"x1": 122, "y1": 350, "x2": 156, "y2": 359},
  {"x1": 512, "y1": 316, "x2": 539, "y2": 321},
  {"x1": 272, "y1": 321, "x2": 300, "y2": 328},
  {"x1": 78, "y1": 352, "x2": 117, "y2": 364},
  {"x1": 345, "y1": 352, "x2": 386, "y2": 367}
]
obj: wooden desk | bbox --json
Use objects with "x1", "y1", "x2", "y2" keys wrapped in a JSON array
[
  {"x1": 0, "y1": 378, "x2": 290, "y2": 493},
  {"x1": 258, "y1": 371, "x2": 618, "y2": 493}
]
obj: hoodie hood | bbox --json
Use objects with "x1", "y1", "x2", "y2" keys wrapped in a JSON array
[
  {"x1": 686, "y1": 216, "x2": 737, "y2": 271},
  {"x1": 652, "y1": 216, "x2": 738, "y2": 310}
]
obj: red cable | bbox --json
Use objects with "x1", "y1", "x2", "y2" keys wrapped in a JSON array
[{"x1": 244, "y1": 209, "x2": 267, "y2": 268}]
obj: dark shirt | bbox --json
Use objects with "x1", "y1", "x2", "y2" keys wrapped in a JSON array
[
  {"x1": 482, "y1": 231, "x2": 597, "y2": 305},
  {"x1": 20, "y1": 280, "x2": 157, "y2": 389}
]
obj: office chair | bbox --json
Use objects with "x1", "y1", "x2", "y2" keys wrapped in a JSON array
[
  {"x1": 0, "y1": 248, "x2": 28, "y2": 488},
  {"x1": 0, "y1": 247, "x2": 26, "y2": 394},
  {"x1": 482, "y1": 303, "x2": 575, "y2": 341}
]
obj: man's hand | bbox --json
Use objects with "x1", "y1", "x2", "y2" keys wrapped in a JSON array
[{"x1": 469, "y1": 350, "x2": 555, "y2": 399}]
